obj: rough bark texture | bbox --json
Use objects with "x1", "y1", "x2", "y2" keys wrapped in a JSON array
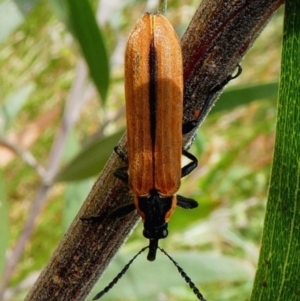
[{"x1": 182, "y1": 0, "x2": 285, "y2": 144}]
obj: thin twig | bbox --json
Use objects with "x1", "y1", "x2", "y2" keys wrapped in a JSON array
[
  {"x1": 91, "y1": 106, "x2": 125, "y2": 141},
  {"x1": 0, "y1": 136, "x2": 46, "y2": 177},
  {"x1": 0, "y1": 60, "x2": 90, "y2": 300},
  {"x1": 158, "y1": 0, "x2": 167, "y2": 14}
]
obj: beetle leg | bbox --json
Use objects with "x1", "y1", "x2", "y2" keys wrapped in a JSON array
[
  {"x1": 109, "y1": 203, "x2": 136, "y2": 219},
  {"x1": 80, "y1": 214, "x2": 106, "y2": 223},
  {"x1": 177, "y1": 195, "x2": 198, "y2": 209},
  {"x1": 114, "y1": 167, "x2": 129, "y2": 184},
  {"x1": 114, "y1": 146, "x2": 128, "y2": 163},
  {"x1": 181, "y1": 149, "x2": 198, "y2": 178},
  {"x1": 182, "y1": 64, "x2": 242, "y2": 135},
  {"x1": 81, "y1": 196, "x2": 135, "y2": 224}
]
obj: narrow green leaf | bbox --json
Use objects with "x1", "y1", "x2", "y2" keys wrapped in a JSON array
[
  {"x1": 212, "y1": 82, "x2": 278, "y2": 114},
  {"x1": 63, "y1": 127, "x2": 81, "y2": 160},
  {"x1": 64, "y1": 0, "x2": 110, "y2": 103},
  {"x1": 0, "y1": 170, "x2": 9, "y2": 276},
  {"x1": 56, "y1": 130, "x2": 124, "y2": 182},
  {"x1": 250, "y1": 1, "x2": 300, "y2": 300}
]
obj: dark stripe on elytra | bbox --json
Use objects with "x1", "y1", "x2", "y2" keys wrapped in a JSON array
[{"x1": 149, "y1": 36, "x2": 157, "y2": 151}]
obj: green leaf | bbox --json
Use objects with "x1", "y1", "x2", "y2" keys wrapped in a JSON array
[
  {"x1": 0, "y1": 170, "x2": 9, "y2": 276},
  {"x1": 212, "y1": 82, "x2": 278, "y2": 113},
  {"x1": 0, "y1": 0, "x2": 40, "y2": 43},
  {"x1": 56, "y1": 130, "x2": 125, "y2": 182},
  {"x1": 64, "y1": 0, "x2": 110, "y2": 103},
  {"x1": 250, "y1": 1, "x2": 300, "y2": 300}
]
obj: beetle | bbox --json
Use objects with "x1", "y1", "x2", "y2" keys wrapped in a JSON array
[
  {"x1": 112, "y1": 12, "x2": 199, "y2": 262},
  {"x1": 84, "y1": 11, "x2": 241, "y2": 301},
  {"x1": 112, "y1": 12, "x2": 241, "y2": 261}
]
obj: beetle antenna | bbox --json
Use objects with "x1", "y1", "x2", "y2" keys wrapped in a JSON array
[
  {"x1": 92, "y1": 246, "x2": 148, "y2": 300},
  {"x1": 158, "y1": 247, "x2": 207, "y2": 301}
]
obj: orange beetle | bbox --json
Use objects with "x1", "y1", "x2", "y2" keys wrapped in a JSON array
[
  {"x1": 114, "y1": 13, "x2": 198, "y2": 261},
  {"x1": 89, "y1": 11, "x2": 241, "y2": 301}
]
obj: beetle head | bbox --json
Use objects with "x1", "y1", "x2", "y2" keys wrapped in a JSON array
[{"x1": 137, "y1": 190, "x2": 175, "y2": 261}]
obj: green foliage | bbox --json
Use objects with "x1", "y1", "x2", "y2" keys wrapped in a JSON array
[
  {"x1": 64, "y1": 0, "x2": 110, "y2": 102},
  {"x1": 213, "y1": 82, "x2": 278, "y2": 114},
  {"x1": 250, "y1": 1, "x2": 300, "y2": 300},
  {"x1": 0, "y1": 170, "x2": 9, "y2": 276},
  {"x1": 56, "y1": 129, "x2": 124, "y2": 182},
  {"x1": 0, "y1": 0, "x2": 40, "y2": 43}
]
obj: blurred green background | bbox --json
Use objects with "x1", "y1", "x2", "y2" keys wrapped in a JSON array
[{"x1": 0, "y1": 0, "x2": 283, "y2": 300}]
